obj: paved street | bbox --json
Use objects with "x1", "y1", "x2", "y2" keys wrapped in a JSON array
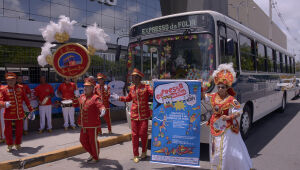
[{"x1": 24, "y1": 97, "x2": 300, "y2": 170}]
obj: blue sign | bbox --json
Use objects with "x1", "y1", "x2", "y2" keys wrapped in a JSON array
[{"x1": 151, "y1": 80, "x2": 201, "y2": 167}]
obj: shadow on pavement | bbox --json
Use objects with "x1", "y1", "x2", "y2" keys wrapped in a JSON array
[
  {"x1": 11, "y1": 145, "x2": 44, "y2": 157},
  {"x1": 245, "y1": 99, "x2": 300, "y2": 158},
  {"x1": 67, "y1": 157, "x2": 123, "y2": 170}
]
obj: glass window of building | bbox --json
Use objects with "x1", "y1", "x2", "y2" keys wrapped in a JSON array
[
  {"x1": 30, "y1": 0, "x2": 50, "y2": 18},
  {"x1": 102, "y1": 4, "x2": 114, "y2": 17},
  {"x1": 70, "y1": 0, "x2": 87, "y2": 10},
  {"x1": 70, "y1": 8, "x2": 87, "y2": 25},
  {"x1": 52, "y1": 0, "x2": 69, "y2": 6},
  {"x1": 51, "y1": 3, "x2": 70, "y2": 19},
  {"x1": 87, "y1": 0, "x2": 102, "y2": 13},
  {"x1": 87, "y1": 11, "x2": 101, "y2": 26}
]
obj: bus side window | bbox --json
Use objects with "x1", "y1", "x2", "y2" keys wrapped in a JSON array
[
  {"x1": 256, "y1": 42, "x2": 266, "y2": 72},
  {"x1": 266, "y1": 47, "x2": 274, "y2": 72},
  {"x1": 285, "y1": 55, "x2": 288, "y2": 73},
  {"x1": 239, "y1": 34, "x2": 256, "y2": 72},
  {"x1": 289, "y1": 57, "x2": 292, "y2": 74},
  {"x1": 218, "y1": 25, "x2": 238, "y2": 70}
]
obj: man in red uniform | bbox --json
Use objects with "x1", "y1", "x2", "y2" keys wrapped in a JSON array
[
  {"x1": 0, "y1": 73, "x2": 33, "y2": 152},
  {"x1": 95, "y1": 73, "x2": 112, "y2": 135},
  {"x1": 17, "y1": 76, "x2": 31, "y2": 135},
  {"x1": 35, "y1": 76, "x2": 54, "y2": 133},
  {"x1": 78, "y1": 77, "x2": 106, "y2": 163},
  {"x1": 58, "y1": 78, "x2": 78, "y2": 130},
  {"x1": 0, "y1": 81, "x2": 6, "y2": 143},
  {"x1": 112, "y1": 68, "x2": 153, "y2": 163}
]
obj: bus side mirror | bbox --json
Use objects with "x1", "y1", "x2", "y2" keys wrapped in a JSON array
[
  {"x1": 226, "y1": 39, "x2": 234, "y2": 56},
  {"x1": 115, "y1": 45, "x2": 121, "y2": 62}
]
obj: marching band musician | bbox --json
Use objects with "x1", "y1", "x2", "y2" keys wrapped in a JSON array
[
  {"x1": 58, "y1": 78, "x2": 79, "y2": 130},
  {"x1": 16, "y1": 76, "x2": 31, "y2": 135},
  {"x1": 201, "y1": 63, "x2": 253, "y2": 170},
  {"x1": 0, "y1": 73, "x2": 34, "y2": 152},
  {"x1": 95, "y1": 73, "x2": 112, "y2": 135},
  {"x1": 0, "y1": 81, "x2": 6, "y2": 143},
  {"x1": 34, "y1": 76, "x2": 54, "y2": 133},
  {"x1": 111, "y1": 68, "x2": 153, "y2": 163},
  {"x1": 77, "y1": 77, "x2": 106, "y2": 163}
]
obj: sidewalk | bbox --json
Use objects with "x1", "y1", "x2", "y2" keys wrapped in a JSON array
[{"x1": 0, "y1": 121, "x2": 130, "y2": 163}]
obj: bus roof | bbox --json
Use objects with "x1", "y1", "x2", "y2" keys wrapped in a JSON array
[{"x1": 131, "y1": 10, "x2": 294, "y2": 57}]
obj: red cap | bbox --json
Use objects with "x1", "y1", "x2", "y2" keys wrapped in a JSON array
[
  {"x1": 5, "y1": 72, "x2": 16, "y2": 80},
  {"x1": 97, "y1": 73, "x2": 107, "y2": 79},
  {"x1": 84, "y1": 77, "x2": 96, "y2": 86},
  {"x1": 131, "y1": 68, "x2": 144, "y2": 78}
]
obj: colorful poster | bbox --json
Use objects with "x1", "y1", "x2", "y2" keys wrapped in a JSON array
[{"x1": 151, "y1": 80, "x2": 201, "y2": 167}]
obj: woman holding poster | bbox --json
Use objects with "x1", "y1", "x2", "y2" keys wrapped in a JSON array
[{"x1": 202, "y1": 63, "x2": 253, "y2": 170}]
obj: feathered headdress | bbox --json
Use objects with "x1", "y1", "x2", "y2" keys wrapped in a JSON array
[{"x1": 212, "y1": 63, "x2": 236, "y2": 86}]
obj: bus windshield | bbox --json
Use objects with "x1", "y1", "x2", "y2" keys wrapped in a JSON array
[{"x1": 128, "y1": 33, "x2": 215, "y2": 82}]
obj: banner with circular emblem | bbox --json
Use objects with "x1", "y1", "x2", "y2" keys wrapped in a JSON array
[{"x1": 51, "y1": 43, "x2": 90, "y2": 78}]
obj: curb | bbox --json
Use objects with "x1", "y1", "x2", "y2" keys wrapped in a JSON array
[{"x1": 0, "y1": 133, "x2": 131, "y2": 170}]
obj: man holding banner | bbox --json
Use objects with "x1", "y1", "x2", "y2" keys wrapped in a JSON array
[
  {"x1": 95, "y1": 73, "x2": 112, "y2": 135},
  {"x1": 112, "y1": 68, "x2": 153, "y2": 163},
  {"x1": 35, "y1": 76, "x2": 54, "y2": 133}
]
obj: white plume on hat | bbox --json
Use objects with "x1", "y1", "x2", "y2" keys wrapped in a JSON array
[
  {"x1": 40, "y1": 21, "x2": 60, "y2": 43},
  {"x1": 58, "y1": 15, "x2": 77, "y2": 34},
  {"x1": 212, "y1": 63, "x2": 236, "y2": 83},
  {"x1": 39, "y1": 15, "x2": 77, "y2": 43},
  {"x1": 86, "y1": 23, "x2": 110, "y2": 51},
  {"x1": 37, "y1": 42, "x2": 56, "y2": 67}
]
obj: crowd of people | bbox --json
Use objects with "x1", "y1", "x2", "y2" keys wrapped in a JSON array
[{"x1": 0, "y1": 65, "x2": 254, "y2": 169}]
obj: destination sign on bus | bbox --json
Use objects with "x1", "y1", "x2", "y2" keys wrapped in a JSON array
[{"x1": 130, "y1": 14, "x2": 213, "y2": 37}]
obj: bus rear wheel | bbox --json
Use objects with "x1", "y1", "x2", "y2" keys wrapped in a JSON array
[
  {"x1": 240, "y1": 105, "x2": 252, "y2": 139},
  {"x1": 279, "y1": 94, "x2": 286, "y2": 113}
]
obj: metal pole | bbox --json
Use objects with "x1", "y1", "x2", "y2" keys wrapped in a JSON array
[{"x1": 269, "y1": 0, "x2": 273, "y2": 41}]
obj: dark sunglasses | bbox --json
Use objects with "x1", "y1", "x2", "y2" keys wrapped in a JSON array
[{"x1": 217, "y1": 85, "x2": 227, "y2": 89}]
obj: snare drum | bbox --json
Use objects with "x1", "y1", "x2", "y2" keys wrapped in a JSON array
[{"x1": 61, "y1": 100, "x2": 73, "y2": 107}]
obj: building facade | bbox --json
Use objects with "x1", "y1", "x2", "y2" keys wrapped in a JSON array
[{"x1": 0, "y1": 0, "x2": 161, "y2": 82}]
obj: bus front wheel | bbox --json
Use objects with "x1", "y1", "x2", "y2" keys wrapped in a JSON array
[{"x1": 240, "y1": 105, "x2": 252, "y2": 139}]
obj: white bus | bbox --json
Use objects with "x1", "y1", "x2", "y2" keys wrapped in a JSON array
[{"x1": 126, "y1": 10, "x2": 297, "y2": 143}]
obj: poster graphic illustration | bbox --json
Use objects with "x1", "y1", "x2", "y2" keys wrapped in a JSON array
[{"x1": 151, "y1": 80, "x2": 201, "y2": 167}]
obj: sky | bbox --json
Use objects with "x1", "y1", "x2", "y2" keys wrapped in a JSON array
[{"x1": 253, "y1": 0, "x2": 300, "y2": 61}]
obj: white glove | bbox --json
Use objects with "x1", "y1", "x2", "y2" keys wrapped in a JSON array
[
  {"x1": 111, "y1": 93, "x2": 119, "y2": 100},
  {"x1": 28, "y1": 112, "x2": 35, "y2": 120},
  {"x1": 5, "y1": 101, "x2": 11, "y2": 108},
  {"x1": 100, "y1": 108, "x2": 106, "y2": 117},
  {"x1": 74, "y1": 90, "x2": 80, "y2": 97}
]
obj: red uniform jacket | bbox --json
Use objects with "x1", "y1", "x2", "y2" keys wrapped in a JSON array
[
  {"x1": 58, "y1": 82, "x2": 76, "y2": 100},
  {"x1": 77, "y1": 94, "x2": 105, "y2": 128},
  {"x1": 119, "y1": 83, "x2": 153, "y2": 120},
  {"x1": 0, "y1": 84, "x2": 33, "y2": 120},
  {"x1": 95, "y1": 84, "x2": 110, "y2": 108},
  {"x1": 34, "y1": 84, "x2": 54, "y2": 105}
]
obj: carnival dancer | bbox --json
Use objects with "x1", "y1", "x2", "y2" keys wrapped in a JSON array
[
  {"x1": 0, "y1": 73, "x2": 34, "y2": 152},
  {"x1": 111, "y1": 68, "x2": 153, "y2": 163},
  {"x1": 202, "y1": 63, "x2": 253, "y2": 170},
  {"x1": 58, "y1": 78, "x2": 79, "y2": 130},
  {"x1": 95, "y1": 73, "x2": 112, "y2": 135},
  {"x1": 34, "y1": 76, "x2": 54, "y2": 133},
  {"x1": 78, "y1": 77, "x2": 106, "y2": 163},
  {"x1": 17, "y1": 76, "x2": 31, "y2": 135},
  {"x1": 0, "y1": 81, "x2": 6, "y2": 143}
]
